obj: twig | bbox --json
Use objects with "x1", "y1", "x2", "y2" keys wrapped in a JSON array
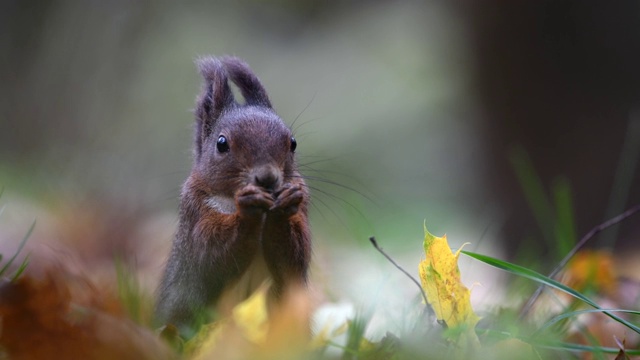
[
  {"x1": 519, "y1": 203, "x2": 640, "y2": 318},
  {"x1": 369, "y1": 236, "x2": 429, "y2": 308}
]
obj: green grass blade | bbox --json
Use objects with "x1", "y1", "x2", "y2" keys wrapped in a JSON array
[
  {"x1": 477, "y1": 328, "x2": 635, "y2": 357},
  {"x1": 341, "y1": 311, "x2": 370, "y2": 360},
  {"x1": 601, "y1": 117, "x2": 640, "y2": 247},
  {"x1": 11, "y1": 255, "x2": 30, "y2": 281},
  {"x1": 536, "y1": 309, "x2": 640, "y2": 337},
  {"x1": 509, "y1": 147, "x2": 555, "y2": 246},
  {"x1": 552, "y1": 178, "x2": 576, "y2": 256},
  {"x1": 534, "y1": 341, "x2": 640, "y2": 356},
  {"x1": 115, "y1": 258, "x2": 142, "y2": 324},
  {"x1": 461, "y1": 250, "x2": 640, "y2": 335},
  {"x1": 0, "y1": 220, "x2": 35, "y2": 276},
  {"x1": 0, "y1": 187, "x2": 4, "y2": 264}
]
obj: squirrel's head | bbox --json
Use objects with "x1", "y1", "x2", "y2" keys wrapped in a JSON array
[{"x1": 192, "y1": 57, "x2": 299, "y2": 198}]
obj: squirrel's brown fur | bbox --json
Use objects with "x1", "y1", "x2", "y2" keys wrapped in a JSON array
[{"x1": 155, "y1": 56, "x2": 310, "y2": 335}]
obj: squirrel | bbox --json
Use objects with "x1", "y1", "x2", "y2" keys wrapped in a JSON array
[{"x1": 155, "y1": 56, "x2": 311, "y2": 335}]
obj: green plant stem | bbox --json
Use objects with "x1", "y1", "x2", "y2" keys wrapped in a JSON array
[
  {"x1": 534, "y1": 309, "x2": 640, "y2": 337},
  {"x1": 602, "y1": 115, "x2": 640, "y2": 247},
  {"x1": 462, "y1": 250, "x2": 640, "y2": 335},
  {"x1": 518, "y1": 203, "x2": 640, "y2": 319},
  {"x1": 0, "y1": 220, "x2": 35, "y2": 276}
]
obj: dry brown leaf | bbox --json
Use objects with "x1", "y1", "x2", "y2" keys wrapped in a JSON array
[{"x1": 0, "y1": 272, "x2": 174, "y2": 360}]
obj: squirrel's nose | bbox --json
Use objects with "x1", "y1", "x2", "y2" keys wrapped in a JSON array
[{"x1": 252, "y1": 165, "x2": 281, "y2": 191}]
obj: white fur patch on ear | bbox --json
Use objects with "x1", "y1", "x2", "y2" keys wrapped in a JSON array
[{"x1": 205, "y1": 195, "x2": 237, "y2": 214}]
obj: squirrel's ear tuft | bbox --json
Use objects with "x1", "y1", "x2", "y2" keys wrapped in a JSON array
[
  {"x1": 221, "y1": 57, "x2": 272, "y2": 108},
  {"x1": 194, "y1": 57, "x2": 234, "y2": 159}
]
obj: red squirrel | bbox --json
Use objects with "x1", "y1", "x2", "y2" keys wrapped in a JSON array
[{"x1": 155, "y1": 56, "x2": 311, "y2": 334}]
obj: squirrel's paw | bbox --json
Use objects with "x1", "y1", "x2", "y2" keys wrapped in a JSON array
[
  {"x1": 271, "y1": 184, "x2": 304, "y2": 216},
  {"x1": 236, "y1": 184, "x2": 274, "y2": 217}
]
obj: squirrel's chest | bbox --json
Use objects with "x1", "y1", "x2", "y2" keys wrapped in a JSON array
[
  {"x1": 203, "y1": 195, "x2": 274, "y2": 313},
  {"x1": 205, "y1": 195, "x2": 237, "y2": 214}
]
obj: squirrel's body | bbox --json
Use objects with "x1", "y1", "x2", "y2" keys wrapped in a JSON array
[{"x1": 156, "y1": 57, "x2": 311, "y2": 334}]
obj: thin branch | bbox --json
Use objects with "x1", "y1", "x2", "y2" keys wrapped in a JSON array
[
  {"x1": 369, "y1": 236, "x2": 429, "y2": 308},
  {"x1": 519, "y1": 203, "x2": 640, "y2": 318}
]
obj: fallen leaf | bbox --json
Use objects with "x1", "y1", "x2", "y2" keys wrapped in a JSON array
[
  {"x1": 188, "y1": 282, "x2": 312, "y2": 360},
  {"x1": 232, "y1": 283, "x2": 269, "y2": 344},
  {"x1": 0, "y1": 272, "x2": 173, "y2": 360},
  {"x1": 418, "y1": 223, "x2": 479, "y2": 345}
]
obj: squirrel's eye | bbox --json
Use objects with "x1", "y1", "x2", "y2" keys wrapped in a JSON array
[
  {"x1": 290, "y1": 136, "x2": 297, "y2": 153},
  {"x1": 216, "y1": 135, "x2": 230, "y2": 153}
]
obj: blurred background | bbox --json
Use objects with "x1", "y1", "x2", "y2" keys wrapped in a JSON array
[{"x1": 1, "y1": 0, "x2": 640, "y2": 336}]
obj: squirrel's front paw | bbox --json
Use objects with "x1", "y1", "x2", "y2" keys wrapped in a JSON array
[
  {"x1": 236, "y1": 184, "x2": 274, "y2": 217},
  {"x1": 271, "y1": 184, "x2": 305, "y2": 216}
]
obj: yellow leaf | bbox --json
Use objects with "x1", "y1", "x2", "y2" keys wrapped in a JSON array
[
  {"x1": 187, "y1": 284, "x2": 270, "y2": 359},
  {"x1": 232, "y1": 284, "x2": 269, "y2": 344},
  {"x1": 187, "y1": 282, "x2": 311, "y2": 359},
  {"x1": 418, "y1": 223, "x2": 479, "y2": 343}
]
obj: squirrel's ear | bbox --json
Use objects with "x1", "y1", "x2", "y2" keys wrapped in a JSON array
[
  {"x1": 221, "y1": 57, "x2": 272, "y2": 108},
  {"x1": 195, "y1": 57, "x2": 234, "y2": 158},
  {"x1": 194, "y1": 57, "x2": 234, "y2": 158}
]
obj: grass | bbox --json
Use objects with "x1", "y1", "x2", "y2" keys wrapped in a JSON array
[
  {"x1": 462, "y1": 250, "x2": 640, "y2": 336},
  {"x1": 0, "y1": 189, "x2": 33, "y2": 282}
]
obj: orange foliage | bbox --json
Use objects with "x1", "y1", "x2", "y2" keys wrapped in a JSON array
[
  {"x1": 0, "y1": 271, "x2": 173, "y2": 360},
  {"x1": 562, "y1": 250, "x2": 618, "y2": 297}
]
